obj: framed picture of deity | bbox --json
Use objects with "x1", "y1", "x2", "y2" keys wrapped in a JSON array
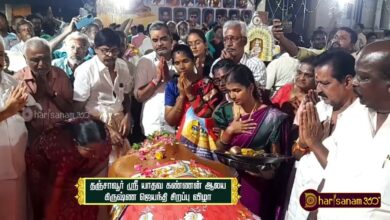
[
  {"x1": 245, "y1": 25, "x2": 274, "y2": 62},
  {"x1": 173, "y1": 8, "x2": 187, "y2": 23}
]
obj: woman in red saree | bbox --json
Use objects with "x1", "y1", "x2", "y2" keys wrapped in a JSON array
[
  {"x1": 164, "y1": 44, "x2": 221, "y2": 160},
  {"x1": 213, "y1": 65, "x2": 292, "y2": 219},
  {"x1": 272, "y1": 56, "x2": 316, "y2": 119},
  {"x1": 26, "y1": 118, "x2": 111, "y2": 220}
]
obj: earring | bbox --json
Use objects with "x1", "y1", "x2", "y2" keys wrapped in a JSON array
[{"x1": 193, "y1": 66, "x2": 198, "y2": 74}]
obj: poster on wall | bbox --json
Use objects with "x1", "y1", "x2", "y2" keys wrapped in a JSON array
[{"x1": 96, "y1": 0, "x2": 256, "y2": 27}]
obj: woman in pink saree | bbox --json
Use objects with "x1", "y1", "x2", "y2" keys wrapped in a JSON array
[{"x1": 213, "y1": 65, "x2": 292, "y2": 219}]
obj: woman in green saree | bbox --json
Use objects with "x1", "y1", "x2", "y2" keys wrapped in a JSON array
[{"x1": 212, "y1": 64, "x2": 291, "y2": 219}]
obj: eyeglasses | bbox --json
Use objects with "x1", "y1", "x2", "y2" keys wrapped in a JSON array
[
  {"x1": 213, "y1": 73, "x2": 229, "y2": 86},
  {"x1": 98, "y1": 47, "x2": 119, "y2": 55},
  {"x1": 223, "y1": 36, "x2": 243, "y2": 43}
]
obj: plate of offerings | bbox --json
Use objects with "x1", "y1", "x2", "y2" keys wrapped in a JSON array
[{"x1": 214, "y1": 147, "x2": 293, "y2": 179}]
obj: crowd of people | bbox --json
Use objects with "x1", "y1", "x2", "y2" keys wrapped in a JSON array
[{"x1": 0, "y1": 8, "x2": 390, "y2": 220}]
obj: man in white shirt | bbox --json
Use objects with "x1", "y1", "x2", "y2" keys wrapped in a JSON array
[
  {"x1": 0, "y1": 36, "x2": 29, "y2": 220},
  {"x1": 0, "y1": 12, "x2": 19, "y2": 50},
  {"x1": 73, "y1": 28, "x2": 132, "y2": 164},
  {"x1": 307, "y1": 40, "x2": 390, "y2": 219},
  {"x1": 353, "y1": 23, "x2": 367, "y2": 51},
  {"x1": 287, "y1": 50, "x2": 357, "y2": 220},
  {"x1": 266, "y1": 51, "x2": 299, "y2": 96},
  {"x1": 134, "y1": 22, "x2": 176, "y2": 136},
  {"x1": 210, "y1": 20, "x2": 267, "y2": 87}
]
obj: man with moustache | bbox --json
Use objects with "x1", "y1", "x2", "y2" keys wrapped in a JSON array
[
  {"x1": 286, "y1": 49, "x2": 358, "y2": 220},
  {"x1": 300, "y1": 41, "x2": 390, "y2": 219},
  {"x1": 176, "y1": 21, "x2": 189, "y2": 45},
  {"x1": 52, "y1": 32, "x2": 90, "y2": 84},
  {"x1": 134, "y1": 22, "x2": 176, "y2": 136},
  {"x1": 10, "y1": 19, "x2": 34, "y2": 54},
  {"x1": 305, "y1": 40, "x2": 390, "y2": 219},
  {"x1": 73, "y1": 28, "x2": 133, "y2": 164},
  {"x1": 310, "y1": 29, "x2": 327, "y2": 50},
  {"x1": 272, "y1": 19, "x2": 357, "y2": 60},
  {"x1": 14, "y1": 37, "x2": 73, "y2": 144},
  {"x1": 210, "y1": 20, "x2": 266, "y2": 87}
]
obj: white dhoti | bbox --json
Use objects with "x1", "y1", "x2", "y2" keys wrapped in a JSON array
[{"x1": 100, "y1": 112, "x2": 131, "y2": 164}]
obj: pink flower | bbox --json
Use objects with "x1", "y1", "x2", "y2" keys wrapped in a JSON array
[
  {"x1": 142, "y1": 168, "x2": 153, "y2": 177},
  {"x1": 134, "y1": 164, "x2": 143, "y2": 172}
]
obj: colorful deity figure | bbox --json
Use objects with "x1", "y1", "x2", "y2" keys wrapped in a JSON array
[{"x1": 245, "y1": 12, "x2": 274, "y2": 62}]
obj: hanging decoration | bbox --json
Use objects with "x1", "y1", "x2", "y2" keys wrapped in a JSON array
[{"x1": 266, "y1": 0, "x2": 323, "y2": 26}]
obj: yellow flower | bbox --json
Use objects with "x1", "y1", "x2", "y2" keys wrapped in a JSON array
[{"x1": 155, "y1": 151, "x2": 164, "y2": 160}]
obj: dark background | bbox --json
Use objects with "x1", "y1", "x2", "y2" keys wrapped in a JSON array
[{"x1": 1, "y1": 0, "x2": 83, "y2": 21}]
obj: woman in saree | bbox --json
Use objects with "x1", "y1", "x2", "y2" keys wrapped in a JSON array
[
  {"x1": 213, "y1": 64, "x2": 291, "y2": 219},
  {"x1": 26, "y1": 118, "x2": 111, "y2": 220},
  {"x1": 164, "y1": 44, "x2": 221, "y2": 160},
  {"x1": 271, "y1": 56, "x2": 316, "y2": 120}
]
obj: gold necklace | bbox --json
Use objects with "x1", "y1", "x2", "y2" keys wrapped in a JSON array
[{"x1": 237, "y1": 102, "x2": 259, "y2": 120}]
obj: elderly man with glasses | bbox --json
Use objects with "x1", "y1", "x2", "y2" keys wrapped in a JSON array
[
  {"x1": 210, "y1": 20, "x2": 266, "y2": 88},
  {"x1": 73, "y1": 28, "x2": 133, "y2": 164}
]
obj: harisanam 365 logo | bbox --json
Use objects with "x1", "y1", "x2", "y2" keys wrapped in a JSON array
[{"x1": 300, "y1": 189, "x2": 381, "y2": 211}]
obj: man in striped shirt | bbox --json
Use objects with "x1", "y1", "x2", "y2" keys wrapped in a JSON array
[{"x1": 210, "y1": 20, "x2": 267, "y2": 87}]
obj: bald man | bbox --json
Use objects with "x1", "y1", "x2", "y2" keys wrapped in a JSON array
[{"x1": 312, "y1": 40, "x2": 390, "y2": 219}]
